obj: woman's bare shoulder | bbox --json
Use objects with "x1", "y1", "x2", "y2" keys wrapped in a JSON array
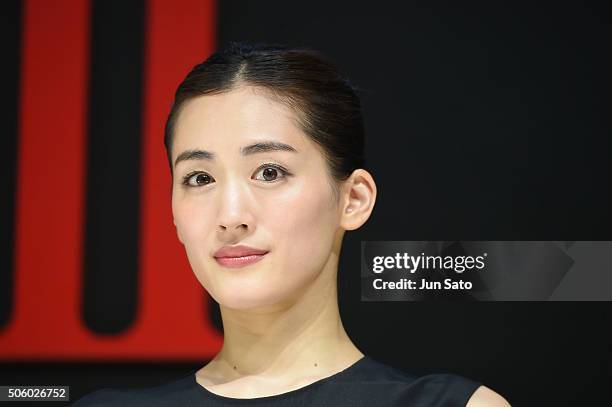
[{"x1": 466, "y1": 385, "x2": 511, "y2": 407}]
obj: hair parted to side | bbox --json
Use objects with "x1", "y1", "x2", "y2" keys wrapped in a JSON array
[{"x1": 164, "y1": 41, "x2": 367, "y2": 198}]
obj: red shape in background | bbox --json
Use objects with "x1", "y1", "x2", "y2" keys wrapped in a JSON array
[{"x1": 0, "y1": 0, "x2": 222, "y2": 361}]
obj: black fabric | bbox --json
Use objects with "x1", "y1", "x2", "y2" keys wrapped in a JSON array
[{"x1": 71, "y1": 356, "x2": 481, "y2": 406}]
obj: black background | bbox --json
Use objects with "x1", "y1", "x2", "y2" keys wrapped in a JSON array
[{"x1": 1, "y1": 1, "x2": 610, "y2": 405}]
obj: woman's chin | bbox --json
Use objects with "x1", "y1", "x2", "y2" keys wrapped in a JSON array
[{"x1": 215, "y1": 289, "x2": 293, "y2": 312}]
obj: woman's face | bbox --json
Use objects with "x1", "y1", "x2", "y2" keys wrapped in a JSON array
[{"x1": 171, "y1": 86, "x2": 344, "y2": 310}]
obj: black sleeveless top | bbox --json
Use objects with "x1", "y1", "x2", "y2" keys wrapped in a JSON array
[{"x1": 71, "y1": 356, "x2": 481, "y2": 406}]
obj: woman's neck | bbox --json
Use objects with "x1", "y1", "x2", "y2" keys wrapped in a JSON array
[{"x1": 202, "y1": 255, "x2": 363, "y2": 383}]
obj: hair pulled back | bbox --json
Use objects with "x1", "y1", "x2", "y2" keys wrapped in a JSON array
[{"x1": 164, "y1": 41, "x2": 366, "y2": 193}]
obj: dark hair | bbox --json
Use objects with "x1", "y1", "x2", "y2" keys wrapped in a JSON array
[{"x1": 164, "y1": 41, "x2": 366, "y2": 197}]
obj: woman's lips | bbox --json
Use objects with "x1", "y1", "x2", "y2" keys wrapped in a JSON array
[
  {"x1": 214, "y1": 253, "x2": 267, "y2": 268},
  {"x1": 213, "y1": 245, "x2": 269, "y2": 268}
]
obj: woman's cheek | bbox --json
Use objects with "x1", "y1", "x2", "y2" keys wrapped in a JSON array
[
  {"x1": 174, "y1": 198, "x2": 214, "y2": 276},
  {"x1": 277, "y1": 188, "x2": 336, "y2": 272},
  {"x1": 180, "y1": 194, "x2": 212, "y2": 231}
]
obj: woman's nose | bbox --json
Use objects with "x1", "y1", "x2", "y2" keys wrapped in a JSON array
[
  {"x1": 216, "y1": 180, "x2": 254, "y2": 239},
  {"x1": 218, "y1": 223, "x2": 248, "y2": 236}
]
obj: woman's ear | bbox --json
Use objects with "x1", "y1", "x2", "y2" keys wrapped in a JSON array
[{"x1": 340, "y1": 169, "x2": 377, "y2": 231}]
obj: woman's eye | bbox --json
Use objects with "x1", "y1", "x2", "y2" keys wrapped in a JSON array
[
  {"x1": 181, "y1": 165, "x2": 290, "y2": 187},
  {"x1": 182, "y1": 172, "x2": 214, "y2": 187},
  {"x1": 253, "y1": 164, "x2": 290, "y2": 182}
]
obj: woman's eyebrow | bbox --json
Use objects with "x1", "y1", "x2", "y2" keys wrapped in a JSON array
[
  {"x1": 241, "y1": 141, "x2": 297, "y2": 155},
  {"x1": 174, "y1": 141, "x2": 297, "y2": 167},
  {"x1": 174, "y1": 149, "x2": 214, "y2": 167}
]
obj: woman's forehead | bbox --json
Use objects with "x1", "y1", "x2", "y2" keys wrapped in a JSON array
[{"x1": 173, "y1": 87, "x2": 310, "y2": 155}]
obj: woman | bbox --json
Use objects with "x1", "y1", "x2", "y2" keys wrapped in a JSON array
[{"x1": 73, "y1": 42, "x2": 509, "y2": 406}]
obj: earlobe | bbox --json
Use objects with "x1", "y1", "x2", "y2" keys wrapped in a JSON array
[{"x1": 340, "y1": 169, "x2": 377, "y2": 231}]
